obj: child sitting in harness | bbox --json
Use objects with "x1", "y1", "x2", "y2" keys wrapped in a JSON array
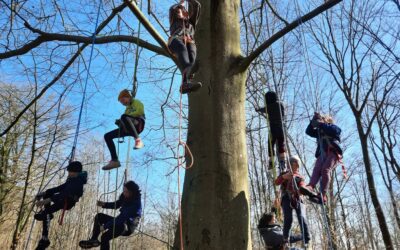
[
  {"x1": 258, "y1": 208, "x2": 304, "y2": 250},
  {"x1": 79, "y1": 181, "x2": 142, "y2": 250},
  {"x1": 103, "y1": 90, "x2": 145, "y2": 170},
  {"x1": 34, "y1": 161, "x2": 87, "y2": 250},
  {"x1": 274, "y1": 156, "x2": 311, "y2": 248},
  {"x1": 168, "y1": 0, "x2": 202, "y2": 94},
  {"x1": 300, "y1": 112, "x2": 343, "y2": 204},
  {"x1": 256, "y1": 91, "x2": 287, "y2": 171}
]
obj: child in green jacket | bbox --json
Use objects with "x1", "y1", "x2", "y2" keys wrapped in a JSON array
[{"x1": 103, "y1": 90, "x2": 145, "y2": 170}]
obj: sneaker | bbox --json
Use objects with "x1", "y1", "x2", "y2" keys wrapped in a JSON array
[
  {"x1": 79, "y1": 239, "x2": 100, "y2": 249},
  {"x1": 34, "y1": 213, "x2": 53, "y2": 221},
  {"x1": 134, "y1": 138, "x2": 144, "y2": 149},
  {"x1": 180, "y1": 82, "x2": 202, "y2": 94},
  {"x1": 300, "y1": 185, "x2": 318, "y2": 198},
  {"x1": 35, "y1": 238, "x2": 50, "y2": 250},
  {"x1": 102, "y1": 160, "x2": 121, "y2": 170}
]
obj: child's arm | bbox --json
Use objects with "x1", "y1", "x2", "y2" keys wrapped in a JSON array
[
  {"x1": 45, "y1": 183, "x2": 66, "y2": 197},
  {"x1": 274, "y1": 172, "x2": 290, "y2": 185},
  {"x1": 305, "y1": 122, "x2": 318, "y2": 138},
  {"x1": 102, "y1": 199, "x2": 122, "y2": 209},
  {"x1": 188, "y1": 0, "x2": 201, "y2": 28}
]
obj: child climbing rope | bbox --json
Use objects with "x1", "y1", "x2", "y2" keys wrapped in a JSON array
[
  {"x1": 256, "y1": 91, "x2": 287, "y2": 171},
  {"x1": 258, "y1": 209, "x2": 304, "y2": 250},
  {"x1": 79, "y1": 181, "x2": 142, "y2": 250},
  {"x1": 34, "y1": 161, "x2": 87, "y2": 250},
  {"x1": 274, "y1": 156, "x2": 311, "y2": 248},
  {"x1": 168, "y1": 0, "x2": 202, "y2": 94},
  {"x1": 300, "y1": 112, "x2": 343, "y2": 204},
  {"x1": 103, "y1": 90, "x2": 145, "y2": 170}
]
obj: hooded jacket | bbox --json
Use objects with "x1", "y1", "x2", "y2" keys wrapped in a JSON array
[
  {"x1": 305, "y1": 121, "x2": 342, "y2": 158},
  {"x1": 44, "y1": 171, "x2": 88, "y2": 206},
  {"x1": 124, "y1": 98, "x2": 145, "y2": 119},
  {"x1": 169, "y1": 0, "x2": 201, "y2": 42},
  {"x1": 102, "y1": 194, "x2": 142, "y2": 232},
  {"x1": 259, "y1": 224, "x2": 285, "y2": 249}
]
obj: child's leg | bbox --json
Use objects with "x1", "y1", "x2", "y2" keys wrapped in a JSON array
[
  {"x1": 308, "y1": 156, "x2": 324, "y2": 187},
  {"x1": 104, "y1": 129, "x2": 123, "y2": 160},
  {"x1": 295, "y1": 203, "x2": 310, "y2": 244},
  {"x1": 169, "y1": 38, "x2": 191, "y2": 83},
  {"x1": 91, "y1": 213, "x2": 114, "y2": 240},
  {"x1": 281, "y1": 195, "x2": 293, "y2": 240},
  {"x1": 120, "y1": 115, "x2": 139, "y2": 139},
  {"x1": 100, "y1": 224, "x2": 125, "y2": 250},
  {"x1": 185, "y1": 43, "x2": 197, "y2": 80},
  {"x1": 320, "y1": 151, "x2": 338, "y2": 195}
]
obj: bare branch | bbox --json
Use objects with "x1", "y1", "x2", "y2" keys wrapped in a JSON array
[
  {"x1": 0, "y1": 3, "x2": 127, "y2": 137},
  {"x1": 234, "y1": 0, "x2": 343, "y2": 73}
]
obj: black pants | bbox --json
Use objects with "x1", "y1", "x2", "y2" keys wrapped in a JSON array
[
  {"x1": 268, "y1": 126, "x2": 286, "y2": 158},
  {"x1": 35, "y1": 201, "x2": 73, "y2": 237},
  {"x1": 104, "y1": 115, "x2": 144, "y2": 160},
  {"x1": 169, "y1": 38, "x2": 197, "y2": 84},
  {"x1": 91, "y1": 213, "x2": 125, "y2": 250}
]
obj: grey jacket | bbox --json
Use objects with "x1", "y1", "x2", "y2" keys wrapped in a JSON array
[{"x1": 259, "y1": 224, "x2": 284, "y2": 249}]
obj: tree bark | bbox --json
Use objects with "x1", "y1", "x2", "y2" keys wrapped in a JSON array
[
  {"x1": 175, "y1": 1, "x2": 250, "y2": 249},
  {"x1": 356, "y1": 119, "x2": 394, "y2": 250}
]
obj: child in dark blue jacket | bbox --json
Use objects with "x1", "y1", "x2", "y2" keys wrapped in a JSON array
[
  {"x1": 34, "y1": 161, "x2": 87, "y2": 250},
  {"x1": 79, "y1": 181, "x2": 142, "y2": 250},
  {"x1": 300, "y1": 112, "x2": 343, "y2": 204}
]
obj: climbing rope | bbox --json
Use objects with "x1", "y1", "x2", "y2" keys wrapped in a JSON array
[{"x1": 70, "y1": 0, "x2": 103, "y2": 161}]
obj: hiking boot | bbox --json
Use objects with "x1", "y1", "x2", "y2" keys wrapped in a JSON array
[
  {"x1": 35, "y1": 238, "x2": 50, "y2": 250},
  {"x1": 180, "y1": 82, "x2": 202, "y2": 94},
  {"x1": 102, "y1": 160, "x2": 121, "y2": 170},
  {"x1": 79, "y1": 239, "x2": 100, "y2": 249},
  {"x1": 300, "y1": 185, "x2": 318, "y2": 198},
  {"x1": 134, "y1": 138, "x2": 144, "y2": 149},
  {"x1": 34, "y1": 213, "x2": 53, "y2": 221}
]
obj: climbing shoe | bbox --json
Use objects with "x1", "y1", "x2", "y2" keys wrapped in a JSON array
[
  {"x1": 134, "y1": 138, "x2": 144, "y2": 149},
  {"x1": 180, "y1": 82, "x2": 202, "y2": 94},
  {"x1": 300, "y1": 185, "x2": 318, "y2": 198},
  {"x1": 79, "y1": 239, "x2": 100, "y2": 249},
  {"x1": 35, "y1": 238, "x2": 50, "y2": 250},
  {"x1": 102, "y1": 160, "x2": 121, "y2": 170}
]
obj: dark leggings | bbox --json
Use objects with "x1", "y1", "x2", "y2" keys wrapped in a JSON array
[
  {"x1": 36, "y1": 201, "x2": 73, "y2": 237},
  {"x1": 104, "y1": 115, "x2": 144, "y2": 160},
  {"x1": 169, "y1": 38, "x2": 197, "y2": 84},
  {"x1": 91, "y1": 213, "x2": 125, "y2": 250},
  {"x1": 268, "y1": 126, "x2": 286, "y2": 158}
]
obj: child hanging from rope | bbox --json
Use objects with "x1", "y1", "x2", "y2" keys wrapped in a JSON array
[
  {"x1": 258, "y1": 208, "x2": 304, "y2": 250},
  {"x1": 103, "y1": 90, "x2": 145, "y2": 171},
  {"x1": 274, "y1": 155, "x2": 311, "y2": 248},
  {"x1": 79, "y1": 181, "x2": 142, "y2": 250},
  {"x1": 34, "y1": 161, "x2": 87, "y2": 250},
  {"x1": 168, "y1": 0, "x2": 202, "y2": 94},
  {"x1": 300, "y1": 112, "x2": 343, "y2": 204},
  {"x1": 256, "y1": 91, "x2": 287, "y2": 171}
]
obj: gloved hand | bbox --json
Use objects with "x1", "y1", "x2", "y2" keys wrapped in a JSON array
[{"x1": 36, "y1": 198, "x2": 51, "y2": 207}]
